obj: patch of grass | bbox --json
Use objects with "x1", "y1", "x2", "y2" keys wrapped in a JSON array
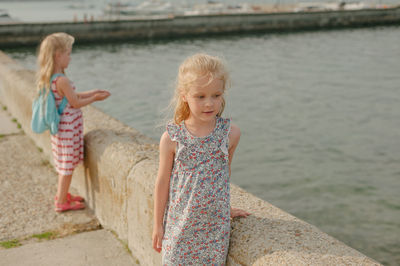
[
  {"x1": 122, "y1": 241, "x2": 132, "y2": 255},
  {"x1": 0, "y1": 239, "x2": 21, "y2": 249},
  {"x1": 37, "y1": 147, "x2": 43, "y2": 153},
  {"x1": 41, "y1": 160, "x2": 51, "y2": 168},
  {"x1": 2, "y1": 106, "x2": 7, "y2": 111},
  {"x1": 109, "y1": 230, "x2": 136, "y2": 260},
  {"x1": 11, "y1": 118, "x2": 17, "y2": 123},
  {"x1": 0, "y1": 134, "x2": 4, "y2": 139},
  {"x1": 17, "y1": 123, "x2": 22, "y2": 129},
  {"x1": 32, "y1": 232, "x2": 55, "y2": 241},
  {"x1": 109, "y1": 229, "x2": 118, "y2": 237}
]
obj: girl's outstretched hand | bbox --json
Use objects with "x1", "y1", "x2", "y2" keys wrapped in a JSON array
[
  {"x1": 152, "y1": 225, "x2": 164, "y2": 253},
  {"x1": 94, "y1": 90, "x2": 110, "y2": 101},
  {"x1": 231, "y1": 207, "x2": 251, "y2": 218}
]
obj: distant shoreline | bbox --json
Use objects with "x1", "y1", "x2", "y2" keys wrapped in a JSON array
[{"x1": 1, "y1": 6, "x2": 400, "y2": 48}]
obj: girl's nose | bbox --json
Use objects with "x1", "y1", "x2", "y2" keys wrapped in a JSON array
[{"x1": 205, "y1": 99, "x2": 212, "y2": 107}]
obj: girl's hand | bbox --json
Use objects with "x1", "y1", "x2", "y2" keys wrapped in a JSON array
[
  {"x1": 152, "y1": 225, "x2": 164, "y2": 253},
  {"x1": 94, "y1": 91, "x2": 110, "y2": 101},
  {"x1": 231, "y1": 207, "x2": 250, "y2": 218},
  {"x1": 95, "y1": 89, "x2": 109, "y2": 94}
]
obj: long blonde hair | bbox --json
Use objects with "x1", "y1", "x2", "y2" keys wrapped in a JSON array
[
  {"x1": 36, "y1": 32, "x2": 74, "y2": 95},
  {"x1": 171, "y1": 53, "x2": 230, "y2": 124}
]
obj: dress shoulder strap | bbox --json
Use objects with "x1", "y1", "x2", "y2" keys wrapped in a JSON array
[
  {"x1": 166, "y1": 121, "x2": 182, "y2": 142},
  {"x1": 214, "y1": 117, "x2": 231, "y2": 156},
  {"x1": 49, "y1": 73, "x2": 68, "y2": 114},
  {"x1": 51, "y1": 73, "x2": 65, "y2": 81},
  {"x1": 215, "y1": 117, "x2": 231, "y2": 138}
]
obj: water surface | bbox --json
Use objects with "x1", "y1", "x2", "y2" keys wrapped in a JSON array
[{"x1": 4, "y1": 26, "x2": 400, "y2": 265}]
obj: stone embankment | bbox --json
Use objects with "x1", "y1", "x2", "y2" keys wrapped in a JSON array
[
  {"x1": 0, "y1": 50, "x2": 382, "y2": 265},
  {"x1": 0, "y1": 6, "x2": 399, "y2": 48}
]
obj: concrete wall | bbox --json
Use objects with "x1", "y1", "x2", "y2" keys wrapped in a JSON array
[
  {"x1": 0, "y1": 51, "x2": 381, "y2": 265},
  {"x1": 0, "y1": 7, "x2": 400, "y2": 47}
]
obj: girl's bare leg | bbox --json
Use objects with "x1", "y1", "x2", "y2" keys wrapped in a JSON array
[{"x1": 56, "y1": 174, "x2": 72, "y2": 204}]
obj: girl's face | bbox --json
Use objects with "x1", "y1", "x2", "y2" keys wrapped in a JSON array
[
  {"x1": 183, "y1": 75, "x2": 224, "y2": 123},
  {"x1": 56, "y1": 47, "x2": 71, "y2": 70}
]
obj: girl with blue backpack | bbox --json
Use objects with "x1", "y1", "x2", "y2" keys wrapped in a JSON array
[{"x1": 36, "y1": 32, "x2": 110, "y2": 212}]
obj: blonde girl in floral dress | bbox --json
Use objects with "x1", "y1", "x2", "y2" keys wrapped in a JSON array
[{"x1": 152, "y1": 53, "x2": 250, "y2": 265}]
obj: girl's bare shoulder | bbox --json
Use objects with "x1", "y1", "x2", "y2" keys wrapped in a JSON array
[
  {"x1": 160, "y1": 131, "x2": 176, "y2": 152},
  {"x1": 228, "y1": 122, "x2": 241, "y2": 147},
  {"x1": 229, "y1": 122, "x2": 241, "y2": 138},
  {"x1": 55, "y1": 75, "x2": 69, "y2": 85},
  {"x1": 55, "y1": 76, "x2": 72, "y2": 91}
]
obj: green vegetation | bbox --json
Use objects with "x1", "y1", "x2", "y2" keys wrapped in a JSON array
[
  {"x1": 41, "y1": 160, "x2": 51, "y2": 167},
  {"x1": 2, "y1": 106, "x2": 7, "y2": 111},
  {"x1": 32, "y1": 232, "x2": 55, "y2": 240},
  {"x1": 37, "y1": 147, "x2": 43, "y2": 153},
  {"x1": 11, "y1": 118, "x2": 17, "y2": 123},
  {"x1": 0, "y1": 239, "x2": 21, "y2": 249},
  {"x1": 17, "y1": 123, "x2": 21, "y2": 129},
  {"x1": 110, "y1": 230, "x2": 136, "y2": 261},
  {"x1": 122, "y1": 241, "x2": 132, "y2": 255}
]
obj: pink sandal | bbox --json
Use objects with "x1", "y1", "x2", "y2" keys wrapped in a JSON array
[
  {"x1": 55, "y1": 193, "x2": 84, "y2": 202},
  {"x1": 55, "y1": 200, "x2": 85, "y2": 212}
]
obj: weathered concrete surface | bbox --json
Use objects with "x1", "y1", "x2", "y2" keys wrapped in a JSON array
[
  {"x1": 0, "y1": 7, "x2": 400, "y2": 47},
  {"x1": 70, "y1": 104, "x2": 158, "y2": 242},
  {"x1": 0, "y1": 51, "x2": 383, "y2": 265},
  {"x1": 227, "y1": 186, "x2": 380, "y2": 265},
  {"x1": 0, "y1": 106, "x2": 100, "y2": 242},
  {"x1": 0, "y1": 107, "x2": 20, "y2": 135},
  {"x1": 127, "y1": 159, "x2": 161, "y2": 265},
  {"x1": 0, "y1": 229, "x2": 138, "y2": 266}
]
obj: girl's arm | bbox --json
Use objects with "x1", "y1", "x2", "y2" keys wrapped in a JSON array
[
  {"x1": 152, "y1": 131, "x2": 175, "y2": 253},
  {"x1": 228, "y1": 123, "x2": 241, "y2": 177},
  {"x1": 77, "y1": 89, "x2": 109, "y2": 99},
  {"x1": 228, "y1": 123, "x2": 250, "y2": 218},
  {"x1": 56, "y1": 77, "x2": 110, "y2": 108}
]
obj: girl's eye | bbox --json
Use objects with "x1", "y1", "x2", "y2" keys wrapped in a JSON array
[
  {"x1": 215, "y1": 94, "x2": 221, "y2": 98},
  {"x1": 197, "y1": 96, "x2": 204, "y2": 99}
]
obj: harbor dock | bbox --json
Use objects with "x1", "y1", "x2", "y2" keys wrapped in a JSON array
[{"x1": 0, "y1": 5, "x2": 399, "y2": 48}]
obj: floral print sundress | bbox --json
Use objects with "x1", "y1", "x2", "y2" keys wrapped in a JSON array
[{"x1": 162, "y1": 117, "x2": 231, "y2": 265}]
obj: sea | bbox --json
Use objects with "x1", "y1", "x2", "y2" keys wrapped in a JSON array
[{"x1": 1, "y1": 0, "x2": 400, "y2": 265}]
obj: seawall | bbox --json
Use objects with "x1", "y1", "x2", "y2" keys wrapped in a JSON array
[
  {"x1": 1, "y1": 7, "x2": 400, "y2": 48},
  {"x1": 0, "y1": 51, "x2": 381, "y2": 265}
]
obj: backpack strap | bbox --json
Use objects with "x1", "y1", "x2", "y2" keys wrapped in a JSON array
[
  {"x1": 58, "y1": 97, "x2": 68, "y2": 115},
  {"x1": 50, "y1": 73, "x2": 68, "y2": 115}
]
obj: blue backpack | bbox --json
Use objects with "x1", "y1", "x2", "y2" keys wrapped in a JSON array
[{"x1": 31, "y1": 73, "x2": 68, "y2": 135}]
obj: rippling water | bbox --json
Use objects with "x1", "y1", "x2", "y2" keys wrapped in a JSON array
[{"x1": 4, "y1": 26, "x2": 400, "y2": 265}]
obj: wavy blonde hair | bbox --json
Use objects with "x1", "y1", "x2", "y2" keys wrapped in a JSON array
[
  {"x1": 171, "y1": 53, "x2": 230, "y2": 124},
  {"x1": 36, "y1": 32, "x2": 74, "y2": 96}
]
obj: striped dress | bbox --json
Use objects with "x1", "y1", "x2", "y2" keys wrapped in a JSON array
[{"x1": 50, "y1": 76, "x2": 84, "y2": 176}]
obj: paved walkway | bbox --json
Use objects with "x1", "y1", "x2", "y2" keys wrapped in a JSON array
[
  {"x1": 0, "y1": 103, "x2": 138, "y2": 265},
  {"x1": 0, "y1": 230, "x2": 137, "y2": 266}
]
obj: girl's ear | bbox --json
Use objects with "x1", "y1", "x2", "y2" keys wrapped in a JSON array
[
  {"x1": 181, "y1": 93, "x2": 187, "y2": 102},
  {"x1": 54, "y1": 51, "x2": 60, "y2": 62}
]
